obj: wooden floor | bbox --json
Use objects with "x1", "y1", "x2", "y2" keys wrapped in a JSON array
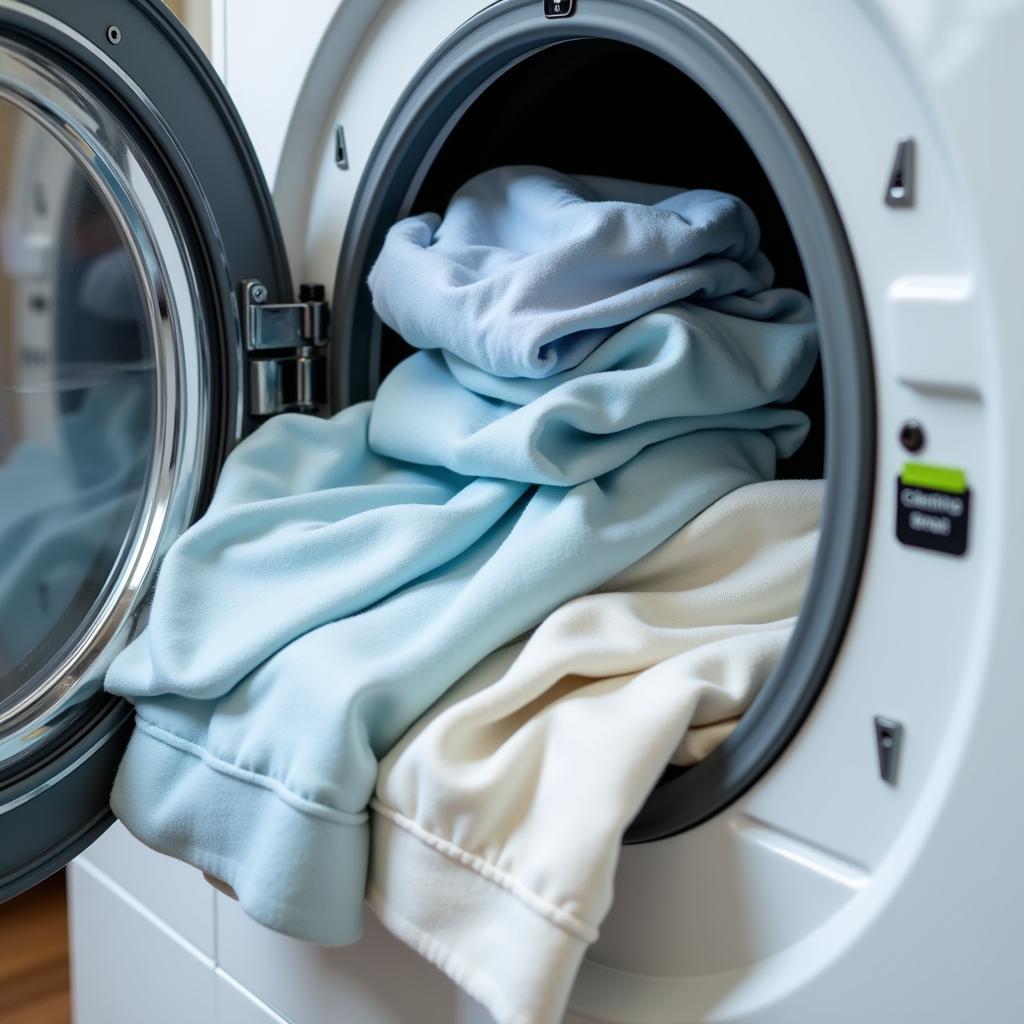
[{"x1": 0, "y1": 874, "x2": 71, "y2": 1024}]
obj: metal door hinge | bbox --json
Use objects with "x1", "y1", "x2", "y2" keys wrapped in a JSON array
[{"x1": 242, "y1": 280, "x2": 329, "y2": 416}]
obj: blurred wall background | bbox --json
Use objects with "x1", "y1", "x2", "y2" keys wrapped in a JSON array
[{"x1": 164, "y1": 0, "x2": 213, "y2": 56}]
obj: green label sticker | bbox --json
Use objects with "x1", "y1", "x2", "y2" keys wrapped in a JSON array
[
  {"x1": 900, "y1": 462, "x2": 967, "y2": 494},
  {"x1": 896, "y1": 463, "x2": 970, "y2": 556}
]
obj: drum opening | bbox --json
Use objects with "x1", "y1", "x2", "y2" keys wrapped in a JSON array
[{"x1": 333, "y1": 0, "x2": 874, "y2": 839}]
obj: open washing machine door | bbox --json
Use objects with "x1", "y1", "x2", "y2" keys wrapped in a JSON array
[{"x1": 0, "y1": 0, "x2": 312, "y2": 901}]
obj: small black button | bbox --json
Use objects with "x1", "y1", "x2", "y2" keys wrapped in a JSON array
[
  {"x1": 899, "y1": 420, "x2": 926, "y2": 454},
  {"x1": 544, "y1": 0, "x2": 575, "y2": 17}
]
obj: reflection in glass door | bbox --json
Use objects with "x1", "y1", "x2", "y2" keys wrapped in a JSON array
[{"x1": 0, "y1": 95, "x2": 155, "y2": 713}]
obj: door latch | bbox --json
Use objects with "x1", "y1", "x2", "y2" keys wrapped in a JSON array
[
  {"x1": 241, "y1": 280, "x2": 329, "y2": 416},
  {"x1": 874, "y1": 716, "x2": 904, "y2": 785},
  {"x1": 544, "y1": 0, "x2": 575, "y2": 17}
]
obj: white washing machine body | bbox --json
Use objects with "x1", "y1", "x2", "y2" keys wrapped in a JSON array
[
  {"x1": 222, "y1": 1, "x2": 1024, "y2": 1020},
  {"x1": 0, "y1": 1, "x2": 1021, "y2": 1022}
]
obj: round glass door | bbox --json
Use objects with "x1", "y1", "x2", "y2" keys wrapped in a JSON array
[
  {"x1": 0, "y1": 0, "x2": 291, "y2": 901},
  {"x1": 0, "y1": 32, "x2": 212, "y2": 777},
  {"x1": 0, "y1": 95, "x2": 155, "y2": 716},
  {"x1": 0, "y1": 23, "x2": 215, "y2": 899}
]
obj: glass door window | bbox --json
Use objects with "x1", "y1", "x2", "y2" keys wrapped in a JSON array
[{"x1": 0, "y1": 95, "x2": 156, "y2": 714}]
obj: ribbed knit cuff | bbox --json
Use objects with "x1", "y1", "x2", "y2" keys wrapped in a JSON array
[
  {"x1": 111, "y1": 716, "x2": 369, "y2": 945},
  {"x1": 368, "y1": 802, "x2": 591, "y2": 1024}
]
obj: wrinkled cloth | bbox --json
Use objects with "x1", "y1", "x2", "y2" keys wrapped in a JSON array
[
  {"x1": 369, "y1": 479, "x2": 823, "y2": 1024},
  {"x1": 369, "y1": 166, "x2": 807, "y2": 378},
  {"x1": 106, "y1": 297, "x2": 816, "y2": 944}
]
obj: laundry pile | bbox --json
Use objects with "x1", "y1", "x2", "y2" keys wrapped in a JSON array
[
  {"x1": 372, "y1": 477, "x2": 821, "y2": 1024},
  {"x1": 105, "y1": 167, "x2": 821, "y2": 1024}
]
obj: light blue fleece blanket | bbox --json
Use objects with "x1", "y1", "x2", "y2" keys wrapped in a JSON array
[
  {"x1": 106, "y1": 169, "x2": 818, "y2": 944},
  {"x1": 369, "y1": 166, "x2": 785, "y2": 378}
]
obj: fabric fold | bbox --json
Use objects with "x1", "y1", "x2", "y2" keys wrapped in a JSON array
[
  {"x1": 369, "y1": 166, "x2": 813, "y2": 378},
  {"x1": 368, "y1": 808, "x2": 588, "y2": 1024},
  {"x1": 106, "y1": 167, "x2": 818, "y2": 945},
  {"x1": 370, "y1": 479, "x2": 823, "y2": 1024},
  {"x1": 116, "y1": 716, "x2": 369, "y2": 944}
]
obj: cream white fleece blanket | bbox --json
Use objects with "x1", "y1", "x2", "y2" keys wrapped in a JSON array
[{"x1": 368, "y1": 479, "x2": 822, "y2": 1024}]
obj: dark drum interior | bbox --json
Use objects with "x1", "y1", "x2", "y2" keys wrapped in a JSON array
[{"x1": 376, "y1": 38, "x2": 825, "y2": 482}]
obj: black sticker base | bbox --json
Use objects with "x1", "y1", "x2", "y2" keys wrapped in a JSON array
[{"x1": 895, "y1": 480, "x2": 970, "y2": 556}]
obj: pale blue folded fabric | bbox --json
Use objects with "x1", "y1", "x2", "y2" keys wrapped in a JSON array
[
  {"x1": 107, "y1": 293, "x2": 816, "y2": 943},
  {"x1": 369, "y1": 165, "x2": 801, "y2": 378}
]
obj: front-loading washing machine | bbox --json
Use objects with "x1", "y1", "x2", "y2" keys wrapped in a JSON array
[{"x1": 0, "y1": 0, "x2": 1021, "y2": 1021}]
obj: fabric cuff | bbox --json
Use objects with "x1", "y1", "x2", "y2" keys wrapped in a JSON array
[
  {"x1": 368, "y1": 803, "x2": 591, "y2": 1024},
  {"x1": 110, "y1": 716, "x2": 369, "y2": 945}
]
